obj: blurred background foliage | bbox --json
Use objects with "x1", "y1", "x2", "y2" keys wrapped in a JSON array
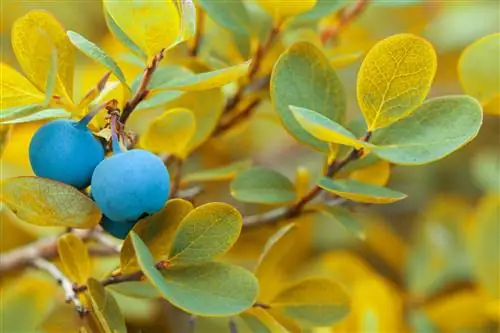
[{"x1": 1, "y1": 0, "x2": 499, "y2": 332}]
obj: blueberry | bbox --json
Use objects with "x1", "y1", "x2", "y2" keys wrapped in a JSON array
[
  {"x1": 100, "y1": 216, "x2": 137, "y2": 240},
  {"x1": 29, "y1": 119, "x2": 105, "y2": 189},
  {"x1": 91, "y1": 149, "x2": 170, "y2": 222}
]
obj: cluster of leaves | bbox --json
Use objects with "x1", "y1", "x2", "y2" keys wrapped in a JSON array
[{"x1": 0, "y1": 0, "x2": 498, "y2": 332}]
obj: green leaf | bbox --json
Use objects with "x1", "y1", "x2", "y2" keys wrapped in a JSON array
[
  {"x1": 313, "y1": 205, "x2": 365, "y2": 240},
  {"x1": 43, "y1": 49, "x2": 58, "y2": 106},
  {"x1": 318, "y1": 178, "x2": 407, "y2": 204},
  {"x1": 271, "y1": 41, "x2": 346, "y2": 151},
  {"x1": 290, "y1": 106, "x2": 365, "y2": 149},
  {"x1": 198, "y1": 0, "x2": 251, "y2": 35},
  {"x1": 471, "y1": 149, "x2": 500, "y2": 194},
  {"x1": 0, "y1": 104, "x2": 43, "y2": 121},
  {"x1": 57, "y1": 233, "x2": 90, "y2": 285},
  {"x1": 136, "y1": 90, "x2": 184, "y2": 110},
  {"x1": 0, "y1": 108, "x2": 70, "y2": 124},
  {"x1": 108, "y1": 281, "x2": 160, "y2": 299},
  {"x1": 357, "y1": 34, "x2": 437, "y2": 130},
  {"x1": 87, "y1": 278, "x2": 127, "y2": 333},
  {"x1": 163, "y1": 61, "x2": 251, "y2": 91},
  {"x1": 168, "y1": 203, "x2": 243, "y2": 265},
  {"x1": 130, "y1": 232, "x2": 258, "y2": 316},
  {"x1": 230, "y1": 167, "x2": 297, "y2": 204},
  {"x1": 131, "y1": 65, "x2": 194, "y2": 91},
  {"x1": 104, "y1": 10, "x2": 146, "y2": 59},
  {"x1": 239, "y1": 308, "x2": 288, "y2": 333},
  {"x1": 369, "y1": 95, "x2": 483, "y2": 165},
  {"x1": 121, "y1": 199, "x2": 193, "y2": 274},
  {"x1": 67, "y1": 31, "x2": 130, "y2": 91},
  {"x1": 270, "y1": 278, "x2": 351, "y2": 326},
  {"x1": 1, "y1": 177, "x2": 101, "y2": 228},
  {"x1": 183, "y1": 160, "x2": 252, "y2": 183},
  {"x1": 292, "y1": 0, "x2": 344, "y2": 24}
]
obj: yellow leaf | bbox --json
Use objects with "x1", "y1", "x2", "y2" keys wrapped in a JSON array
[
  {"x1": 87, "y1": 278, "x2": 127, "y2": 333},
  {"x1": 1, "y1": 177, "x2": 101, "y2": 228},
  {"x1": 103, "y1": 0, "x2": 181, "y2": 57},
  {"x1": 11, "y1": 10, "x2": 74, "y2": 98},
  {"x1": 330, "y1": 51, "x2": 363, "y2": 69},
  {"x1": 0, "y1": 204, "x2": 37, "y2": 253},
  {"x1": 256, "y1": 0, "x2": 317, "y2": 22},
  {"x1": 270, "y1": 278, "x2": 351, "y2": 327},
  {"x1": 164, "y1": 61, "x2": 251, "y2": 91},
  {"x1": 295, "y1": 167, "x2": 310, "y2": 199},
  {"x1": 357, "y1": 34, "x2": 437, "y2": 130},
  {"x1": 349, "y1": 160, "x2": 391, "y2": 186},
  {"x1": 120, "y1": 198, "x2": 193, "y2": 274},
  {"x1": 255, "y1": 224, "x2": 299, "y2": 303},
  {"x1": 0, "y1": 63, "x2": 44, "y2": 109},
  {"x1": 458, "y1": 33, "x2": 500, "y2": 107},
  {"x1": 140, "y1": 108, "x2": 196, "y2": 158},
  {"x1": 57, "y1": 233, "x2": 90, "y2": 285}
]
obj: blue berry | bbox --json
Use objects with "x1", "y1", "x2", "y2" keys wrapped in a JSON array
[
  {"x1": 100, "y1": 216, "x2": 137, "y2": 240},
  {"x1": 91, "y1": 149, "x2": 170, "y2": 222},
  {"x1": 29, "y1": 119, "x2": 105, "y2": 189}
]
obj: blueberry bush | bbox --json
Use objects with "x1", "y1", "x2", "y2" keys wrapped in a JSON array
[{"x1": 0, "y1": 0, "x2": 498, "y2": 332}]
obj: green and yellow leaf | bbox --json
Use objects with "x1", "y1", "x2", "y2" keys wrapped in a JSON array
[
  {"x1": 57, "y1": 233, "x2": 90, "y2": 284},
  {"x1": 313, "y1": 204, "x2": 366, "y2": 240},
  {"x1": 318, "y1": 178, "x2": 407, "y2": 204},
  {"x1": 357, "y1": 33, "x2": 437, "y2": 130},
  {"x1": 183, "y1": 160, "x2": 252, "y2": 183},
  {"x1": 0, "y1": 177, "x2": 101, "y2": 228},
  {"x1": 87, "y1": 278, "x2": 127, "y2": 333},
  {"x1": 256, "y1": 0, "x2": 317, "y2": 22}
]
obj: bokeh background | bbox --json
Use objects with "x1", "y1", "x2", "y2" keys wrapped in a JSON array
[{"x1": 1, "y1": 0, "x2": 499, "y2": 332}]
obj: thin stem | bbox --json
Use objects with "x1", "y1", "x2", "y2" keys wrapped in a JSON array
[
  {"x1": 120, "y1": 49, "x2": 166, "y2": 124},
  {"x1": 170, "y1": 157, "x2": 184, "y2": 198},
  {"x1": 110, "y1": 113, "x2": 122, "y2": 154},
  {"x1": 320, "y1": 0, "x2": 371, "y2": 45},
  {"x1": 253, "y1": 302, "x2": 271, "y2": 309},
  {"x1": 214, "y1": 98, "x2": 262, "y2": 136},
  {"x1": 32, "y1": 258, "x2": 87, "y2": 315},
  {"x1": 78, "y1": 101, "x2": 107, "y2": 128}
]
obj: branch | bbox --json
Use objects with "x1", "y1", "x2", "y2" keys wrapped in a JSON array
[
  {"x1": 214, "y1": 98, "x2": 262, "y2": 136},
  {"x1": 169, "y1": 157, "x2": 185, "y2": 198},
  {"x1": 32, "y1": 258, "x2": 87, "y2": 315},
  {"x1": 120, "y1": 49, "x2": 166, "y2": 124},
  {"x1": 320, "y1": 0, "x2": 371, "y2": 45},
  {"x1": 243, "y1": 132, "x2": 372, "y2": 228}
]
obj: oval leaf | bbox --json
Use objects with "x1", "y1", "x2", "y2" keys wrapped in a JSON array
[
  {"x1": 0, "y1": 63, "x2": 44, "y2": 109},
  {"x1": 256, "y1": 0, "x2": 317, "y2": 21},
  {"x1": 57, "y1": 233, "x2": 90, "y2": 284},
  {"x1": 271, "y1": 42, "x2": 346, "y2": 151},
  {"x1": 1, "y1": 177, "x2": 101, "y2": 228},
  {"x1": 198, "y1": 0, "x2": 251, "y2": 35},
  {"x1": 458, "y1": 33, "x2": 500, "y2": 106},
  {"x1": 290, "y1": 106, "x2": 365, "y2": 149},
  {"x1": 67, "y1": 31, "x2": 130, "y2": 91},
  {"x1": 87, "y1": 278, "x2": 127, "y2": 333},
  {"x1": 140, "y1": 108, "x2": 196, "y2": 158},
  {"x1": 104, "y1": 10, "x2": 146, "y2": 58},
  {"x1": 239, "y1": 308, "x2": 288, "y2": 333},
  {"x1": 168, "y1": 203, "x2": 243, "y2": 265},
  {"x1": 357, "y1": 33, "x2": 437, "y2": 130},
  {"x1": 11, "y1": 10, "x2": 74, "y2": 97},
  {"x1": 270, "y1": 278, "x2": 351, "y2": 326},
  {"x1": 108, "y1": 281, "x2": 160, "y2": 299},
  {"x1": 1, "y1": 109, "x2": 70, "y2": 125},
  {"x1": 120, "y1": 199, "x2": 193, "y2": 274},
  {"x1": 293, "y1": 0, "x2": 344, "y2": 24},
  {"x1": 231, "y1": 167, "x2": 297, "y2": 204},
  {"x1": 103, "y1": 0, "x2": 181, "y2": 57},
  {"x1": 183, "y1": 160, "x2": 252, "y2": 183},
  {"x1": 471, "y1": 150, "x2": 500, "y2": 194},
  {"x1": 130, "y1": 232, "x2": 258, "y2": 316},
  {"x1": 164, "y1": 61, "x2": 251, "y2": 91},
  {"x1": 314, "y1": 205, "x2": 365, "y2": 240},
  {"x1": 369, "y1": 95, "x2": 483, "y2": 165},
  {"x1": 318, "y1": 178, "x2": 407, "y2": 204}
]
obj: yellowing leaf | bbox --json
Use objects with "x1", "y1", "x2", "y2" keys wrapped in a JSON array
[
  {"x1": 168, "y1": 203, "x2": 243, "y2": 265},
  {"x1": 0, "y1": 63, "x2": 44, "y2": 109},
  {"x1": 318, "y1": 178, "x2": 407, "y2": 204},
  {"x1": 103, "y1": 0, "x2": 181, "y2": 57},
  {"x1": 120, "y1": 199, "x2": 193, "y2": 274},
  {"x1": 257, "y1": 0, "x2": 317, "y2": 21},
  {"x1": 164, "y1": 61, "x2": 251, "y2": 91},
  {"x1": 290, "y1": 106, "x2": 365, "y2": 149},
  {"x1": 295, "y1": 167, "x2": 310, "y2": 199},
  {"x1": 369, "y1": 96, "x2": 483, "y2": 165},
  {"x1": 255, "y1": 224, "x2": 298, "y2": 303},
  {"x1": 458, "y1": 33, "x2": 500, "y2": 106},
  {"x1": 240, "y1": 308, "x2": 288, "y2": 333},
  {"x1": 270, "y1": 278, "x2": 351, "y2": 326},
  {"x1": 1, "y1": 177, "x2": 101, "y2": 228},
  {"x1": 271, "y1": 42, "x2": 346, "y2": 151},
  {"x1": 357, "y1": 34, "x2": 437, "y2": 130},
  {"x1": 231, "y1": 167, "x2": 297, "y2": 204},
  {"x1": 11, "y1": 10, "x2": 74, "y2": 97},
  {"x1": 87, "y1": 278, "x2": 127, "y2": 333},
  {"x1": 57, "y1": 233, "x2": 90, "y2": 285},
  {"x1": 183, "y1": 160, "x2": 252, "y2": 183},
  {"x1": 349, "y1": 160, "x2": 391, "y2": 186},
  {"x1": 330, "y1": 51, "x2": 363, "y2": 69},
  {"x1": 140, "y1": 108, "x2": 196, "y2": 158}
]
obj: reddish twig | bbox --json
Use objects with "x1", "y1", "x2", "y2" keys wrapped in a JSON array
[
  {"x1": 214, "y1": 98, "x2": 262, "y2": 136},
  {"x1": 320, "y1": 0, "x2": 371, "y2": 45}
]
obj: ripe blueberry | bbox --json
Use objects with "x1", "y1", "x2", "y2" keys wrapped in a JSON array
[
  {"x1": 29, "y1": 119, "x2": 105, "y2": 189},
  {"x1": 90, "y1": 149, "x2": 170, "y2": 222},
  {"x1": 100, "y1": 216, "x2": 137, "y2": 240}
]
